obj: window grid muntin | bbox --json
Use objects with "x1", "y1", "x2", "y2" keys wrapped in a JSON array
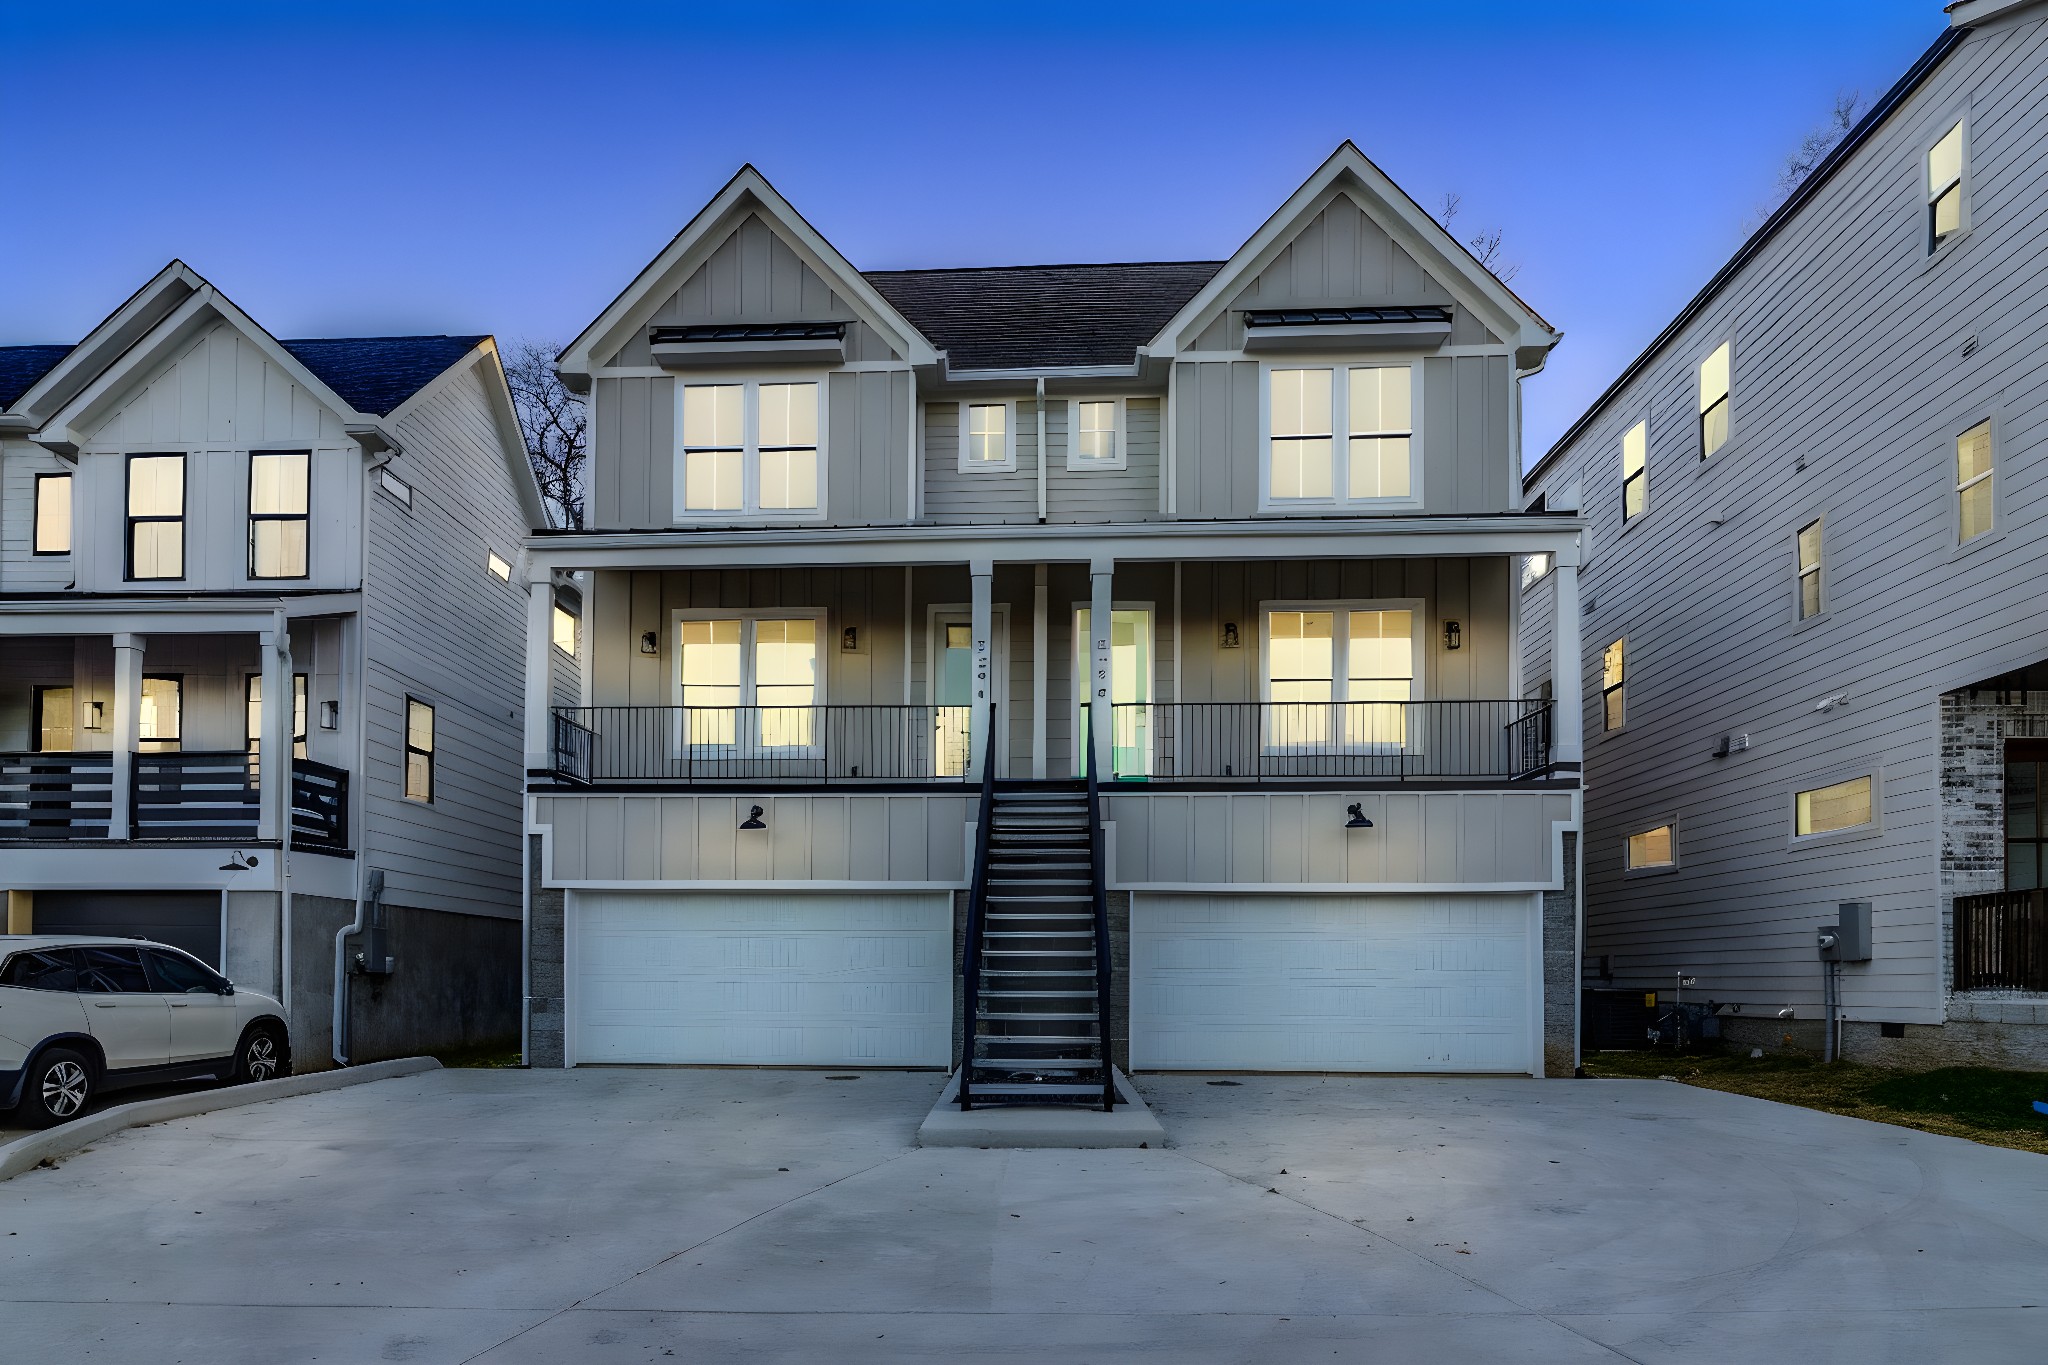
[
  {"x1": 126, "y1": 453, "x2": 186, "y2": 581},
  {"x1": 1074, "y1": 399, "x2": 1119, "y2": 464},
  {"x1": 244, "y1": 673, "x2": 309, "y2": 761},
  {"x1": 1621, "y1": 420, "x2": 1647, "y2": 521},
  {"x1": 1265, "y1": 364, "x2": 1416, "y2": 507},
  {"x1": 140, "y1": 674, "x2": 182, "y2": 752},
  {"x1": 1602, "y1": 639, "x2": 1626, "y2": 731},
  {"x1": 248, "y1": 451, "x2": 311, "y2": 580},
  {"x1": 1928, "y1": 121, "x2": 1963, "y2": 250},
  {"x1": 1797, "y1": 517, "x2": 1824, "y2": 618},
  {"x1": 404, "y1": 697, "x2": 435, "y2": 803},
  {"x1": 1956, "y1": 420, "x2": 1993, "y2": 542},
  {"x1": 1698, "y1": 344, "x2": 1731, "y2": 459},
  {"x1": 680, "y1": 380, "x2": 821, "y2": 513}
]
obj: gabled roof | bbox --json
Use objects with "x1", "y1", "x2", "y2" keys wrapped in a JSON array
[
  {"x1": 278, "y1": 336, "x2": 490, "y2": 416},
  {"x1": 1526, "y1": 23, "x2": 1968, "y2": 487},
  {"x1": 0, "y1": 346, "x2": 72, "y2": 409},
  {"x1": 865, "y1": 262, "x2": 1223, "y2": 372}
]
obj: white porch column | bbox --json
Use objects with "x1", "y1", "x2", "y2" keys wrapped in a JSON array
[
  {"x1": 524, "y1": 578, "x2": 554, "y2": 772},
  {"x1": 1031, "y1": 564, "x2": 1048, "y2": 779},
  {"x1": 1550, "y1": 560, "x2": 1584, "y2": 769},
  {"x1": 108, "y1": 633, "x2": 144, "y2": 840},
  {"x1": 257, "y1": 618, "x2": 290, "y2": 841},
  {"x1": 967, "y1": 560, "x2": 994, "y2": 782},
  {"x1": 1088, "y1": 558, "x2": 1113, "y2": 782}
]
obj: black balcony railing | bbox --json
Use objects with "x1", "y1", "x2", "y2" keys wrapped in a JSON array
[
  {"x1": 1105, "y1": 699, "x2": 1556, "y2": 782},
  {"x1": 1953, "y1": 889, "x2": 2048, "y2": 992},
  {"x1": 0, "y1": 750, "x2": 349, "y2": 847},
  {"x1": 550, "y1": 705, "x2": 975, "y2": 783},
  {"x1": 0, "y1": 752, "x2": 115, "y2": 839}
]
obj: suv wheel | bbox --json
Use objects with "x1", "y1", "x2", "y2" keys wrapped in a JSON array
[
  {"x1": 234, "y1": 1024, "x2": 289, "y2": 1084},
  {"x1": 19, "y1": 1048, "x2": 94, "y2": 1127}
]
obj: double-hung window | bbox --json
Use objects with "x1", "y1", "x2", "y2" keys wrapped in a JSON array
[
  {"x1": 127, "y1": 454, "x2": 185, "y2": 580},
  {"x1": 1928, "y1": 121, "x2": 1963, "y2": 250},
  {"x1": 1601, "y1": 639, "x2": 1626, "y2": 731},
  {"x1": 961, "y1": 402, "x2": 1015, "y2": 472},
  {"x1": 404, "y1": 699, "x2": 435, "y2": 803},
  {"x1": 1621, "y1": 420, "x2": 1647, "y2": 521},
  {"x1": 1797, "y1": 518, "x2": 1824, "y2": 618},
  {"x1": 33, "y1": 473, "x2": 71, "y2": 554},
  {"x1": 1698, "y1": 344, "x2": 1731, "y2": 459},
  {"x1": 1957, "y1": 420, "x2": 1993, "y2": 542},
  {"x1": 676, "y1": 614, "x2": 821, "y2": 752},
  {"x1": 1263, "y1": 606, "x2": 1416, "y2": 750},
  {"x1": 249, "y1": 451, "x2": 310, "y2": 579},
  {"x1": 1266, "y1": 364, "x2": 1415, "y2": 508},
  {"x1": 245, "y1": 674, "x2": 309, "y2": 763},
  {"x1": 1068, "y1": 398, "x2": 1123, "y2": 470},
  {"x1": 677, "y1": 380, "x2": 821, "y2": 517},
  {"x1": 2004, "y1": 741, "x2": 2047, "y2": 890}
]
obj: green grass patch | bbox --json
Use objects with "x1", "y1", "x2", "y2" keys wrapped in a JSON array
[
  {"x1": 430, "y1": 1040, "x2": 523, "y2": 1069},
  {"x1": 1581, "y1": 1048, "x2": 2048, "y2": 1156}
]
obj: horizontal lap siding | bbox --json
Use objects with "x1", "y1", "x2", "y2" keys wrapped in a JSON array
[
  {"x1": 1523, "y1": 17, "x2": 2048, "y2": 1022},
  {"x1": 365, "y1": 366, "x2": 530, "y2": 918},
  {"x1": 1046, "y1": 397, "x2": 1164, "y2": 522},
  {"x1": 0, "y1": 439, "x2": 77, "y2": 591}
]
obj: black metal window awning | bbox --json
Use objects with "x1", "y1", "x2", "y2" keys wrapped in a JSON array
[
  {"x1": 649, "y1": 322, "x2": 846, "y2": 344},
  {"x1": 1242, "y1": 306, "x2": 1452, "y2": 328}
]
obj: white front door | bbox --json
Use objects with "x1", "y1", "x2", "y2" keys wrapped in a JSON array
[
  {"x1": 930, "y1": 607, "x2": 1008, "y2": 777},
  {"x1": 570, "y1": 891, "x2": 953, "y2": 1066},
  {"x1": 1130, "y1": 892, "x2": 1537, "y2": 1073}
]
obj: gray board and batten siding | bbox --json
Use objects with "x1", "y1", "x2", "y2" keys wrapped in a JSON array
[{"x1": 1521, "y1": 11, "x2": 2048, "y2": 1025}]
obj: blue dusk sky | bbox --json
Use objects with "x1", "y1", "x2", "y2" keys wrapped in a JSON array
[{"x1": 2, "y1": 0, "x2": 1944, "y2": 462}]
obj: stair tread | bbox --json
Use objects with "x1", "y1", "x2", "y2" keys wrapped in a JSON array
[
  {"x1": 969, "y1": 1059, "x2": 1102, "y2": 1069},
  {"x1": 978, "y1": 1033, "x2": 1099, "y2": 1044},
  {"x1": 979, "y1": 1011, "x2": 1098, "y2": 1020},
  {"x1": 963, "y1": 1084, "x2": 1108, "y2": 1096},
  {"x1": 982, "y1": 990, "x2": 1099, "y2": 999}
]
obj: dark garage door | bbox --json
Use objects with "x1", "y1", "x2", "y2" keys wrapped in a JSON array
[{"x1": 31, "y1": 891, "x2": 222, "y2": 968}]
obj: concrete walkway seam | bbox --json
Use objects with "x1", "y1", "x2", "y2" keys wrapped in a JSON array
[{"x1": 0, "y1": 1057, "x2": 443, "y2": 1183}]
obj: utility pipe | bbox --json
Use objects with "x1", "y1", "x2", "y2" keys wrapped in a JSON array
[{"x1": 334, "y1": 455, "x2": 387, "y2": 1065}]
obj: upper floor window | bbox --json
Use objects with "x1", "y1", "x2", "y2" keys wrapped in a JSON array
[
  {"x1": 1069, "y1": 399, "x2": 1124, "y2": 470},
  {"x1": 1601, "y1": 638, "x2": 1626, "y2": 731},
  {"x1": 1957, "y1": 420, "x2": 1993, "y2": 542},
  {"x1": 33, "y1": 473, "x2": 71, "y2": 554},
  {"x1": 1796, "y1": 774, "x2": 1872, "y2": 837},
  {"x1": 1797, "y1": 517, "x2": 1824, "y2": 618},
  {"x1": 404, "y1": 698, "x2": 435, "y2": 803},
  {"x1": 961, "y1": 401, "x2": 1015, "y2": 472},
  {"x1": 1698, "y1": 343, "x2": 1730, "y2": 459},
  {"x1": 678, "y1": 380, "x2": 821, "y2": 515},
  {"x1": 552, "y1": 604, "x2": 579, "y2": 657},
  {"x1": 249, "y1": 452, "x2": 309, "y2": 579},
  {"x1": 487, "y1": 551, "x2": 513, "y2": 581},
  {"x1": 1265, "y1": 364, "x2": 1415, "y2": 509},
  {"x1": 1621, "y1": 420, "x2": 1647, "y2": 521},
  {"x1": 126, "y1": 454, "x2": 185, "y2": 580},
  {"x1": 1928, "y1": 121, "x2": 1963, "y2": 251}
]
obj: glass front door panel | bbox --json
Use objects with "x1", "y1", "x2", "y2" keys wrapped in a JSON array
[
  {"x1": 936, "y1": 622, "x2": 973, "y2": 777},
  {"x1": 1076, "y1": 608, "x2": 1152, "y2": 777}
]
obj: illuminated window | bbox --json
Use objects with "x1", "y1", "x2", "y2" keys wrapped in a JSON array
[
  {"x1": 677, "y1": 615, "x2": 820, "y2": 749},
  {"x1": 1621, "y1": 420, "x2": 1647, "y2": 521},
  {"x1": 552, "y1": 605, "x2": 579, "y2": 657},
  {"x1": 140, "y1": 675, "x2": 182, "y2": 753},
  {"x1": 1625, "y1": 824, "x2": 1675, "y2": 870},
  {"x1": 1602, "y1": 639, "x2": 1626, "y2": 731},
  {"x1": 1520, "y1": 553, "x2": 1552, "y2": 590},
  {"x1": 1698, "y1": 343, "x2": 1730, "y2": 459},
  {"x1": 404, "y1": 698, "x2": 435, "y2": 803},
  {"x1": 962, "y1": 402, "x2": 1014, "y2": 471},
  {"x1": 245, "y1": 674, "x2": 309, "y2": 765},
  {"x1": 249, "y1": 452, "x2": 310, "y2": 579},
  {"x1": 1797, "y1": 518, "x2": 1823, "y2": 618},
  {"x1": 1262, "y1": 607, "x2": 1416, "y2": 748},
  {"x1": 127, "y1": 454, "x2": 185, "y2": 580},
  {"x1": 1069, "y1": 399, "x2": 1123, "y2": 469},
  {"x1": 487, "y1": 551, "x2": 512, "y2": 581},
  {"x1": 1956, "y1": 421, "x2": 1993, "y2": 542},
  {"x1": 32, "y1": 686, "x2": 74, "y2": 752},
  {"x1": 33, "y1": 473, "x2": 71, "y2": 554},
  {"x1": 1928, "y1": 121, "x2": 1963, "y2": 250},
  {"x1": 1265, "y1": 365, "x2": 1414, "y2": 507},
  {"x1": 678, "y1": 381, "x2": 820, "y2": 513},
  {"x1": 1796, "y1": 775, "x2": 1872, "y2": 837}
]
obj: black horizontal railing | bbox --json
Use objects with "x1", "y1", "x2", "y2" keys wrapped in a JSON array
[
  {"x1": 133, "y1": 751, "x2": 261, "y2": 839},
  {"x1": 0, "y1": 751, "x2": 114, "y2": 839},
  {"x1": 1107, "y1": 699, "x2": 1556, "y2": 782},
  {"x1": 1953, "y1": 889, "x2": 2048, "y2": 992},
  {"x1": 291, "y1": 759, "x2": 350, "y2": 849},
  {"x1": 550, "y1": 705, "x2": 975, "y2": 783}
]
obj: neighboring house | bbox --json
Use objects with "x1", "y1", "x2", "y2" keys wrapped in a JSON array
[
  {"x1": 522, "y1": 144, "x2": 1589, "y2": 1087},
  {"x1": 1522, "y1": 0, "x2": 2048, "y2": 1066},
  {"x1": 0, "y1": 262, "x2": 554, "y2": 1067}
]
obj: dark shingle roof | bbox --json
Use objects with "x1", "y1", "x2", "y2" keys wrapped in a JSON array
[
  {"x1": 0, "y1": 345, "x2": 74, "y2": 409},
  {"x1": 865, "y1": 261, "x2": 1223, "y2": 371},
  {"x1": 278, "y1": 335, "x2": 486, "y2": 416}
]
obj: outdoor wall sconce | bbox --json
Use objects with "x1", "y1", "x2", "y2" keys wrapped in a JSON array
[
  {"x1": 319, "y1": 700, "x2": 339, "y2": 730},
  {"x1": 1443, "y1": 620, "x2": 1462, "y2": 651},
  {"x1": 83, "y1": 701, "x2": 105, "y2": 731},
  {"x1": 1220, "y1": 622, "x2": 1241, "y2": 649},
  {"x1": 841, "y1": 626, "x2": 858, "y2": 652},
  {"x1": 218, "y1": 851, "x2": 260, "y2": 871},
  {"x1": 739, "y1": 804, "x2": 766, "y2": 830},
  {"x1": 1345, "y1": 803, "x2": 1374, "y2": 829},
  {"x1": 639, "y1": 631, "x2": 659, "y2": 655}
]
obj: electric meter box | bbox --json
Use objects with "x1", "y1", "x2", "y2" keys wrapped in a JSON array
[{"x1": 1833, "y1": 901, "x2": 1872, "y2": 962}]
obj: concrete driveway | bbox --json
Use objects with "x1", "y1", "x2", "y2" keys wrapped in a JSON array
[{"x1": 1, "y1": 1069, "x2": 2042, "y2": 1364}]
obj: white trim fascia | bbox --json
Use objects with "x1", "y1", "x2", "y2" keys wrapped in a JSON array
[
  {"x1": 7, "y1": 260, "x2": 207, "y2": 424},
  {"x1": 1145, "y1": 145, "x2": 1560, "y2": 365},
  {"x1": 1111, "y1": 879, "x2": 1562, "y2": 895},
  {"x1": 592, "y1": 360, "x2": 911, "y2": 378},
  {"x1": 546, "y1": 878, "x2": 969, "y2": 892},
  {"x1": 525, "y1": 517, "x2": 1588, "y2": 575},
  {"x1": 939, "y1": 362, "x2": 1145, "y2": 383},
  {"x1": 556, "y1": 165, "x2": 938, "y2": 382},
  {"x1": 0, "y1": 597, "x2": 360, "y2": 633}
]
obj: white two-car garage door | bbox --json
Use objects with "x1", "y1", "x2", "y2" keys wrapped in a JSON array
[
  {"x1": 571, "y1": 891, "x2": 952, "y2": 1067},
  {"x1": 1130, "y1": 893, "x2": 1537, "y2": 1073}
]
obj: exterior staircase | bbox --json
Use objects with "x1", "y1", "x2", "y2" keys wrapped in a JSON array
[{"x1": 959, "y1": 771, "x2": 1116, "y2": 1110}]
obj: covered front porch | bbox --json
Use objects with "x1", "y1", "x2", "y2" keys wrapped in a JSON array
[{"x1": 526, "y1": 518, "x2": 1586, "y2": 792}]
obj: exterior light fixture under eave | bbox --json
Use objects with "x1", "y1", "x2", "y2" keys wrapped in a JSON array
[{"x1": 1345, "y1": 804, "x2": 1374, "y2": 829}]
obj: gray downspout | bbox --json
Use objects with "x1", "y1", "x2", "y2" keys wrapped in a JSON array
[{"x1": 334, "y1": 455, "x2": 386, "y2": 1066}]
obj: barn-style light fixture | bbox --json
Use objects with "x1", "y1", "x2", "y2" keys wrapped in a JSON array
[
  {"x1": 1443, "y1": 620, "x2": 1462, "y2": 651},
  {"x1": 739, "y1": 804, "x2": 767, "y2": 830},
  {"x1": 639, "y1": 631, "x2": 659, "y2": 656},
  {"x1": 1345, "y1": 803, "x2": 1374, "y2": 829}
]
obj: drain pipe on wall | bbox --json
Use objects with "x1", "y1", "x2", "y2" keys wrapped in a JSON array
[
  {"x1": 334, "y1": 453, "x2": 389, "y2": 1066},
  {"x1": 1035, "y1": 376, "x2": 1048, "y2": 522}
]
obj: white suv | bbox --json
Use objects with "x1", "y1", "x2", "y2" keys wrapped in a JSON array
[{"x1": 0, "y1": 936, "x2": 290, "y2": 1127}]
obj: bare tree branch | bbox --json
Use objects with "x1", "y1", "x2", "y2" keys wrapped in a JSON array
[
  {"x1": 504, "y1": 339, "x2": 586, "y2": 530},
  {"x1": 1435, "y1": 191, "x2": 1521, "y2": 284},
  {"x1": 1776, "y1": 89, "x2": 1865, "y2": 195}
]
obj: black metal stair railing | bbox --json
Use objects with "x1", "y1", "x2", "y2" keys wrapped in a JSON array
[
  {"x1": 956, "y1": 703, "x2": 998, "y2": 1111},
  {"x1": 1085, "y1": 738, "x2": 1116, "y2": 1112}
]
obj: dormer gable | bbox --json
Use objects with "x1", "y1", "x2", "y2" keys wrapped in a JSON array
[
  {"x1": 555, "y1": 165, "x2": 937, "y2": 389},
  {"x1": 1149, "y1": 143, "x2": 1560, "y2": 370}
]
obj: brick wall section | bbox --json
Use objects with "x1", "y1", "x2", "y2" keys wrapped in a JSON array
[
  {"x1": 526, "y1": 833, "x2": 566, "y2": 1067},
  {"x1": 1939, "y1": 689, "x2": 2048, "y2": 992},
  {"x1": 1543, "y1": 831, "x2": 1579, "y2": 1077}
]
